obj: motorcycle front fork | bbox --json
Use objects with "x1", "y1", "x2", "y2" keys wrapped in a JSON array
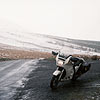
[{"x1": 58, "y1": 69, "x2": 65, "y2": 81}]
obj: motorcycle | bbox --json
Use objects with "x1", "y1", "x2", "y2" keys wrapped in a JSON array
[{"x1": 50, "y1": 51, "x2": 91, "y2": 89}]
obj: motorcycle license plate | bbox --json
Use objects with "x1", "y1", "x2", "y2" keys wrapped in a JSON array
[{"x1": 53, "y1": 70, "x2": 61, "y2": 76}]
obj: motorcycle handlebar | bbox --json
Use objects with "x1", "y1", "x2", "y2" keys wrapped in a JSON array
[
  {"x1": 52, "y1": 51, "x2": 72, "y2": 59},
  {"x1": 52, "y1": 51, "x2": 66, "y2": 58}
]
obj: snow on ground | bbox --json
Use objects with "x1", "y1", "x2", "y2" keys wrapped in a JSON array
[
  {"x1": 0, "y1": 29, "x2": 100, "y2": 56},
  {"x1": 0, "y1": 59, "x2": 40, "y2": 100}
]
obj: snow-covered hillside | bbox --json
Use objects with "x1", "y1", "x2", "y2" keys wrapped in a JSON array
[
  {"x1": 0, "y1": 31, "x2": 100, "y2": 56},
  {"x1": 0, "y1": 20, "x2": 100, "y2": 56}
]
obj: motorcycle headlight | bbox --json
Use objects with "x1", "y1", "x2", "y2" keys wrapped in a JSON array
[{"x1": 57, "y1": 60, "x2": 64, "y2": 67}]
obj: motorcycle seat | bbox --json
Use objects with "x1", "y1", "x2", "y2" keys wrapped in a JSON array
[{"x1": 82, "y1": 62, "x2": 91, "y2": 67}]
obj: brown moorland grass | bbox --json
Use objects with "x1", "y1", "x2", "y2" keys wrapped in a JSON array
[
  {"x1": 0, "y1": 49, "x2": 100, "y2": 60},
  {"x1": 73, "y1": 54, "x2": 100, "y2": 60},
  {"x1": 0, "y1": 49, "x2": 52, "y2": 59}
]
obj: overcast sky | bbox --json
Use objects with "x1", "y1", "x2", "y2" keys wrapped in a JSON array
[{"x1": 0, "y1": 0, "x2": 100, "y2": 41}]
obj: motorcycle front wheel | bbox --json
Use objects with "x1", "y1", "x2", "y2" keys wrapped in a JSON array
[{"x1": 50, "y1": 75, "x2": 59, "y2": 89}]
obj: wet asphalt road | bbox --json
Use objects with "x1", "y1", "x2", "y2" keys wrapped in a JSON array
[
  {"x1": 0, "y1": 59, "x2": 39, "y2": 100},
  {"x1": 12, "y1": 59, "x2": 100, "y2": 100}
]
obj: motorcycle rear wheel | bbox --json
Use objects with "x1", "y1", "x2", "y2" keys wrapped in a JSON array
[{"x1": 50, "y1": 75, "x2": 59, "y2": 89}]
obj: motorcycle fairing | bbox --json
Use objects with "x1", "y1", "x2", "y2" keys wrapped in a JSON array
[
  {"x1": 64, "y1": 64, "x2": 74, "y2": 79},
  {"x1": 53, "y1": 70, "x2": 61, "y2": 76}
]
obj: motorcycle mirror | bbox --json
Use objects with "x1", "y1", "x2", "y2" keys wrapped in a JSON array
[{"x1": 52, "y1": 51, "x2": 58, "y2": 56}]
